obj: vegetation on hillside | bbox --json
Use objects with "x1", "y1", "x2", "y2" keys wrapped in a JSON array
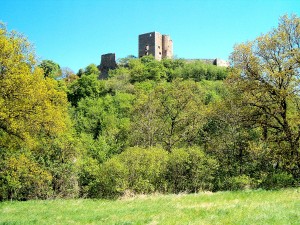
[{"x1": 0, "y1": 15, "x2": 299, "y2": 200}]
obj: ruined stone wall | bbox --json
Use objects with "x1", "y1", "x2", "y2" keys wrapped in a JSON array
[
  {"x1": 139, "y1": 31, "x2": 173, "y2": 60},
  {"x1": 162, "y1": 35, "x2": 173, "y2": 59},
  {"x1": 99, "y1": 53, "x2": 117, "y2": 79},
  {"x1": 213, "y1": 58, "x2": 230, "y2": 67},
  {"x1": 99, "y1": 53, "x2": 117, "y2": 71},
  {"x1": 154, "y1": 32, "x2": 163, "y2": 60},
  {"x1": 138, "y1": 32, "x2": 156, "y2": 58}
]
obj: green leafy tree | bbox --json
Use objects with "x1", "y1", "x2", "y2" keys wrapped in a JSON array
[
  {"x1": 173, "y1": 60, "x2": 228, "y2": 81},
  {"x1": 84, "y1": 64, "x2": 100, "y2": 76},
  {"x1": 0, "y1": 23, "x2": 78, "y2": 200},
  {"x1": 67, "y1": 74, "x2": 106, "y2": 106},
  {"x1": 155, "y1": 79, "x2": 204, "y2": 150},
  {"x1": 117, "y1": 55, "x2": 137, "y2": 67},
  {"x1": 130, "y1": 89, "x2": 161, "y2": 147},
  {"x1": 200, "y1": 98, "x2": 262, "y2": 190},
  {"x1": 98, "y1": 147, "x2": 169, "y2": 198},
  {"x1": 107, "y1": 67, "x2": 134, "y2": 94},
  {"x1": 0, "y1": 24, "x2": 68, "y2": 147},
  {"x1": 71, "y1": 92, "x2": 134, "y2": 175},
  {"x1": 229, "y1": 14, "x2": 300, "y2": 179},
  {"x1": 0, "y1": 154, "x2": 52, "y2": 200},
  {"x1": 128, "y1": 56, "x2": 167, "y2": 83},
  {"x1": 62, "y1": 67, "x2": 78, "y2": 84},
  {"x1": 77, "y1": 68, "x2": 84, "y2": 77},
  {"x1": 128, "y1": 58, "x2": 147, "y2": 83},
  {"x1": 38, "y1": 59, "x2": 62, "y2": 78},
  {"x1": 162, "y1": 58, "x2": 185, "y2": 81},
  {"x1": 131, "y1": 79, "x2": 205, "y2": 150},
  {"x1": 167, "y1": 147, "x2": 218, "y2": 193}
]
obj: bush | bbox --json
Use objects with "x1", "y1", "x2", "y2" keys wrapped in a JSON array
[
  {"x1": 92, "y1": 146, "x2": 219, "y2": 198},
  {"x1": 223, "y1": 175, "x2": 254, "y2": 191},
  {"x1": 261, "y1": 172, "x2": 295, "y2": 189},
  {"x1": 0, "y1": 154, "x2": 52, "y2": 200},
  {"x1": 167, "y1": 147, "x2": 218, "y2": 193},
  {"x1": 175, "y1": 61, "x2": 228, "y2": 82},
  {"x1": 78, "y1": 156, "x2": 102, "y2": 198},
  {"x1": 97, "y1": 157, "x2": 129, "y2": 198},
  {"x1": 97, "y1": 147, "x2": 169, "y2": 198}
]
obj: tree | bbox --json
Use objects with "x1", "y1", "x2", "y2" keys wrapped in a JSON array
[
  {"x1": 75, "y1": 64, "x2": 100, "y2": 79},
  {"x1": 174, "y1": 60, "x2": 228, "y2": 82},
  {"x1": 0, "y1": 24, "x2": 68, "y2": 145},
  {"x1": 167, "y1": 147, "x2": 218, "y2": 193},
  {"x1": 229, "y1": 14, "x2": 300, "y2": 178},
  {"x1": 131, "y1": 79, "x2": 205, "y2": 150},
  {"x1": 130, "y1": 89, "x2": 162, "y2": 147},
  {"x1": 0, "y1": 154, "x2": 52, "y2": 200},
  {"x1": 77, "y1": 68, "x2": 84, "y2": 77},
  {"x1": 72, "y1": 92, "x2": 133, "y2": 157},
  {"x1": 162, "y1": 58, "x2": 185, "y2": 81},
  {"x1": 38, "y1": 59, "x2": 62, "y2": 78},
  {"x1": 156, "y1": 79, "x2": 205, "y2": 150},
  {"x1": 128, "y1": 56, "x2": 167, "y2": 83},
  {"x1": 117, "y1": 55, "x2": 137, "y2": 67},
  {"x1": 62, "y1": 67, "x2": 78, "y2": 84},
  {"x1": 67, "y1": 74, "x2": 106, "y2": 106},
  {"x1": 128, "y1": 58, "x2": 147, "y2": 83},
  {"x1": 98, "y1": 147, "x2": 169, "y2": 197},
  {"x1": 0, "y1": 23, "x2": 78, "y2": 200},
  {"x1": 84, "y1": 64, "x2": 100, "y2": 76}
]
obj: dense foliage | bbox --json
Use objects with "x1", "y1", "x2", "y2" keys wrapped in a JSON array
[
  {"x1": 0, "y1": 15, "x2": 299, "y2": 200},
  {"x1": 38, "y1": 60, "x2": 62, "y2": 78},
  {"x1": 0, "y1": 23, "x2": 78, "y2": 200}
]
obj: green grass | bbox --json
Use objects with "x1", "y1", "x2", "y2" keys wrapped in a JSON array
[{"x1": 0, "y1": 188, "x2": 299, "y2": 225}]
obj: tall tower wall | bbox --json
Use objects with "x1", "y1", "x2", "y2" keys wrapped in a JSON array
[
  {"x1": 138, "y1": 31, "x2": 172, "y2": 60},
  {"x1": 99, "y1": 53, "x2": 117, "y2": 79},
  {"x1": 138, "y1": 32, "x2": 156, "y2": 58},
  {"x1": 154, "y1": 32, "x2": 163, "y2": 60},
  {"x1": 162, "y1": 35, "x2": 173, "y2": 59}
]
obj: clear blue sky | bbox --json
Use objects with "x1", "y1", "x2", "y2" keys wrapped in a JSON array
[{"x1": 1, "y1": 0, "x2": 300, "y2": 72}]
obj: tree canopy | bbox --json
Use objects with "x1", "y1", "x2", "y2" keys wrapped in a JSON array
[
  {"x1": 38, "y1": 59, "x2": 62, "y2": 78},
  {"x1": 229, "y1": 14, "x2": 300, "y2": 178},
  {"x1": 0, "y1": 24, "x2": 77, "y2": 200}
]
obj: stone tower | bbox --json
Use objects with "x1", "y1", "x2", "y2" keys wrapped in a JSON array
[
  {"x1": 98, "y1": 53, "x2": 117, "y2": 79},
  {"x1": 138, "y1": 31, "x2": 173, "y2": 60}
]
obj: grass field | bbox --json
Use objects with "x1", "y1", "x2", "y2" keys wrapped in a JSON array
[{"x1": 0, "y1": 188, "x2": 299, "y2": 225}]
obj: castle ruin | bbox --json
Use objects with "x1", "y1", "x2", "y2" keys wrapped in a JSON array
[
  {"x1": 98, "y1": 32, "x2": 229, "y2": 79},
  {"x1": 213, "y1": 58, "x2": 230, "y2": 67},
  {"x1": 138, "y1": 32, "x2": 173, "y2": 60},
  {"x1": 98, "y1": 53, "x2": 117, "y2": 79}
]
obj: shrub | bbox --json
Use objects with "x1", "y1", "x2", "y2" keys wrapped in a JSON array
[
  {"x1": 223, "y1": 175, "x2": 254, "y2": 191},
  {"x1": 167, "y1": 147, "x2": 218, "y2": 193},
  {"x1": 261, "y1": 172, "x2": 295, "y2": 189},
  {"x1": 97, "y1": 147, "x2": 169, "y2": 198},
  {"x1": 0, "y1": 154, "x2": 52, "y2": 200},
  {"x1": 95, "y1": 146, "x2": 219, "y2": 198}
]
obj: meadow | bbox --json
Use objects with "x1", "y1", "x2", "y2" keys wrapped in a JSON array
[{"x1": 0, "y1": 188, "x2": 299, "y2": 225}]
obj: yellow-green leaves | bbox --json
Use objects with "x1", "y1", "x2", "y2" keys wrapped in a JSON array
[
  {"x1": 0, "y1": 25, "x2": 70, "y2": 148},
  {"x1": 0, "y1": 24, "x2": 77, "y2": 200},
  {"x1": 228, "y1": 14, "x2": 300, "y2": 176}
]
